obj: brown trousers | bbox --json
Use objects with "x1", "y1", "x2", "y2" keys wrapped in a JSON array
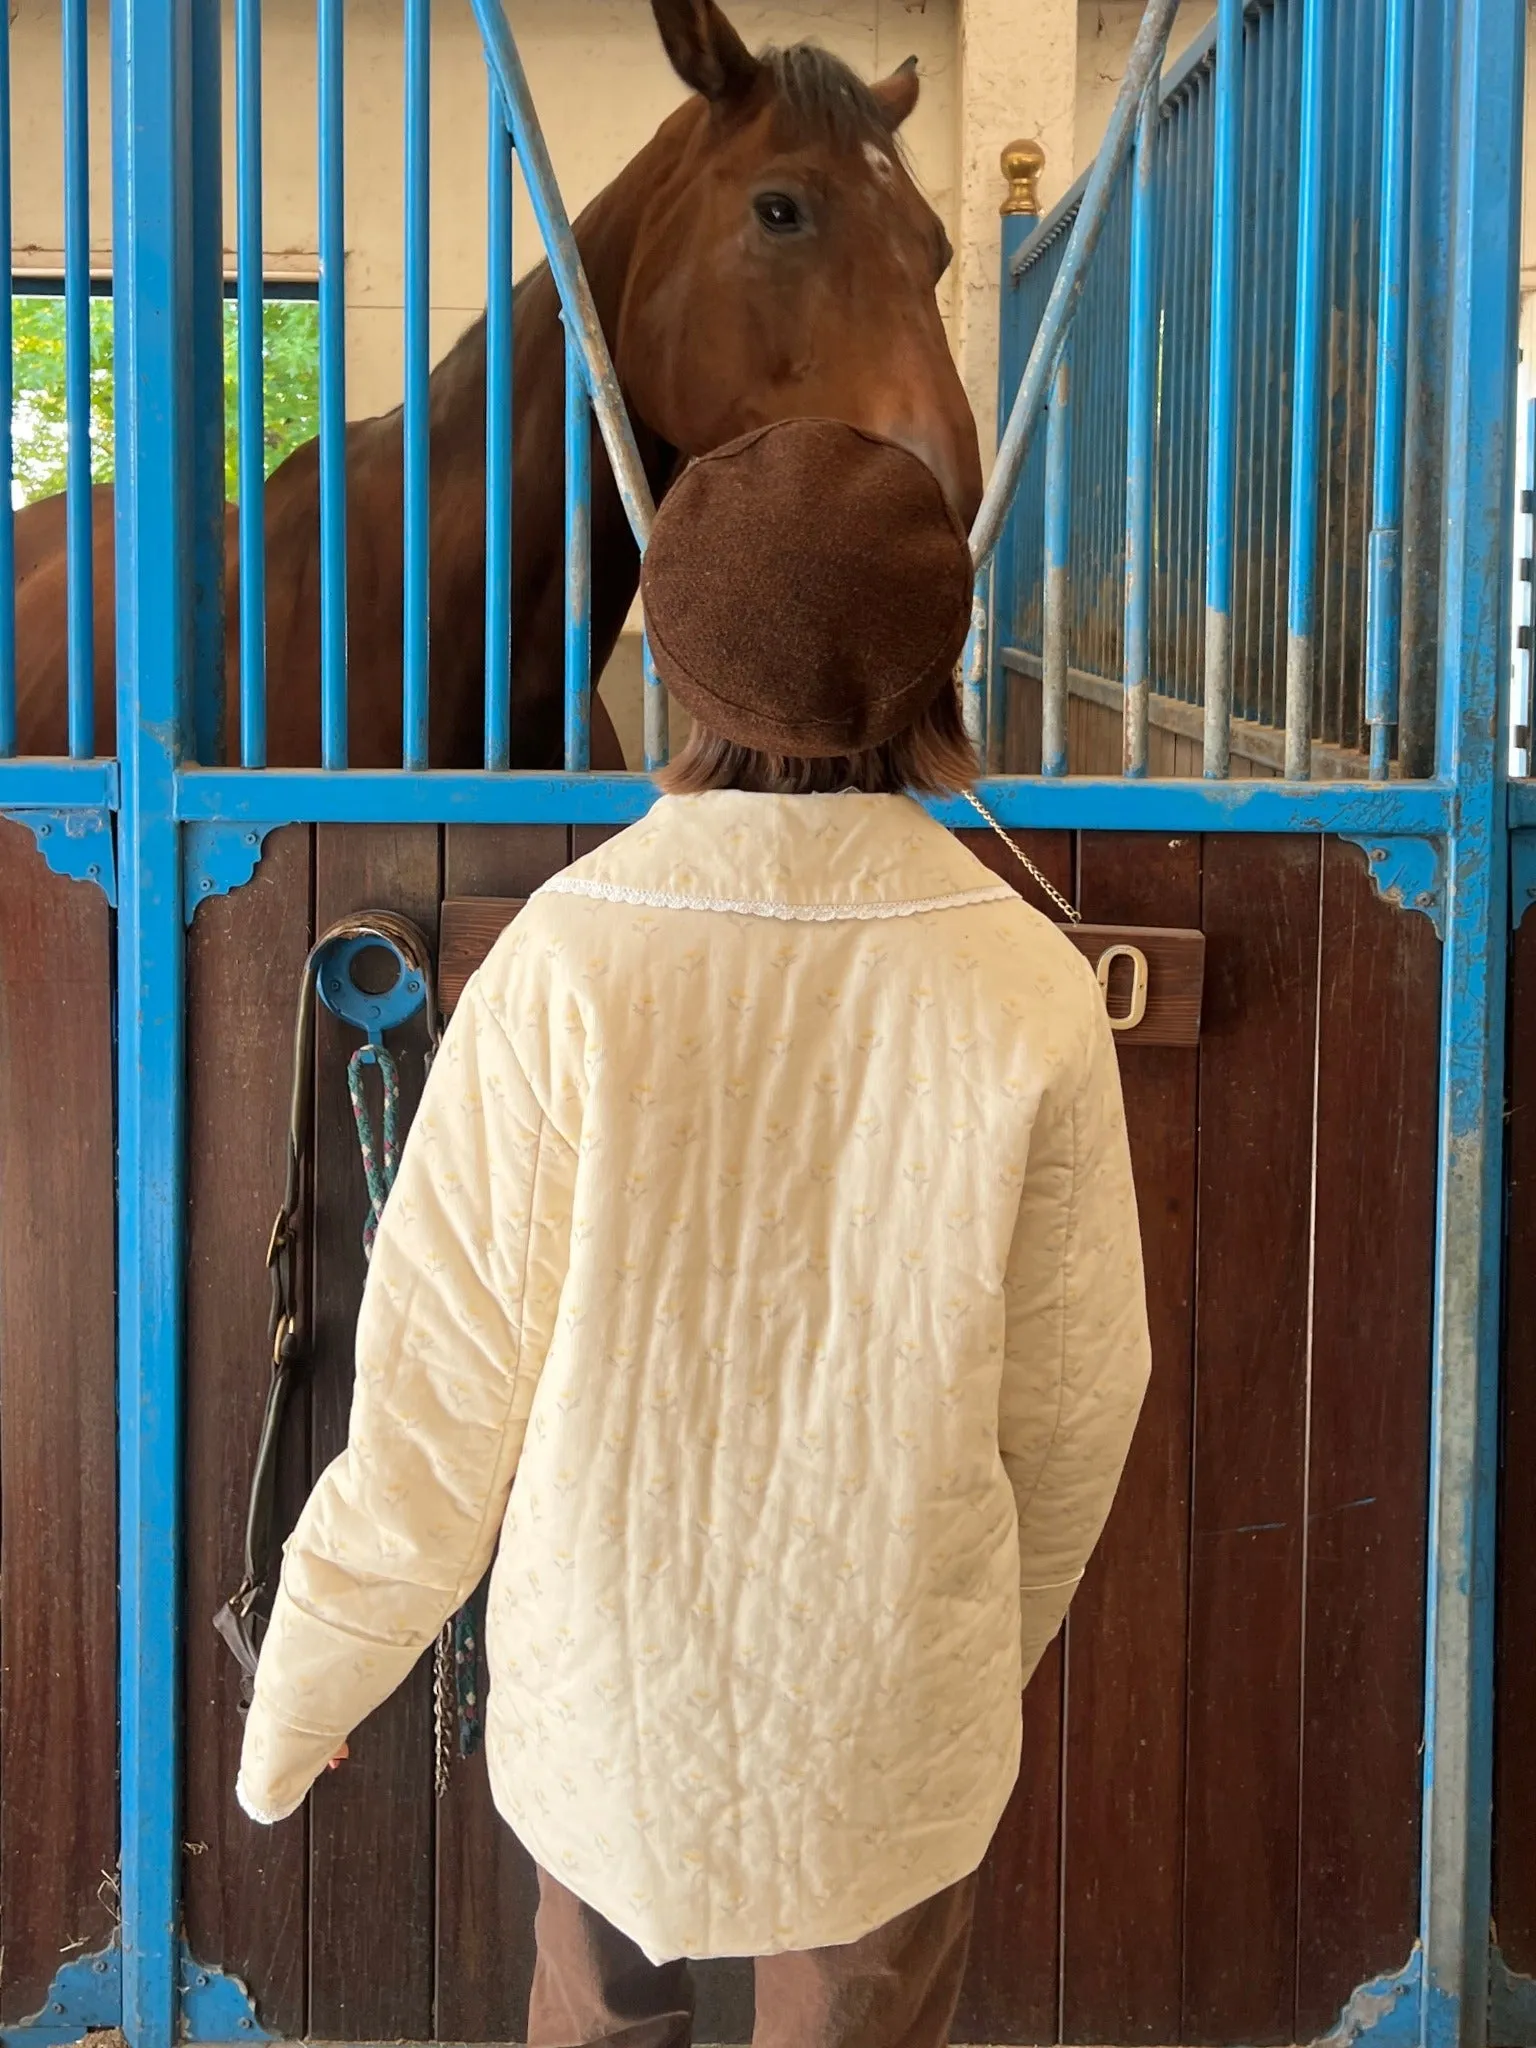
[{"x1": 527, "y1": 1865, "x2": 978, "y2": 2048}]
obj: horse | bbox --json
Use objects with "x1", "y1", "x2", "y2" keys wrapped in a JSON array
[{"x1": 11, "y1": 0, "x2": 981, "y2": 772}]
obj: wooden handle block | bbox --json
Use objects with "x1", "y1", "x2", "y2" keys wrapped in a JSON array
[{"x1": 1062, "y1": 925, "x2": 1206, "y2": 1047}]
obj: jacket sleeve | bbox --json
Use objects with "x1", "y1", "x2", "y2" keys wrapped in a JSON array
[
  {"x1": 236, "y1": 979, "x2": 577, "y2": 1825},
  {"x1": 998, "y1": 988, "x2": 1151, "y2": 1687}
]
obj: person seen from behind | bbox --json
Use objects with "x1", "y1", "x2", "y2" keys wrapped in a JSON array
[{"x1": 237, "y1": 418, "x2": 1152, "y2": 2048}]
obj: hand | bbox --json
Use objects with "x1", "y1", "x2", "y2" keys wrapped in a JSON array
[{"x1": 327, "y1": 1742, "x2": 350, "y2": 1771}]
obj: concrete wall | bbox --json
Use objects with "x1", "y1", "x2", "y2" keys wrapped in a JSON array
[{"x1": 1074, "y1": 0, "x2": 1212, "y2": 170}]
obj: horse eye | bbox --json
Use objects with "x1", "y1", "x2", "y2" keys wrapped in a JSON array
[{"x1": 754, "y1": 192, "x2": 804, "y2": 235}]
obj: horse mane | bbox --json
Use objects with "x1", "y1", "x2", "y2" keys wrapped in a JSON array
[{"x1": 757, "y1": 42, "x2": 906, "y2": 156}]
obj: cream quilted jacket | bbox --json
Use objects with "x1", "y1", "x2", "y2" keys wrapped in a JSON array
[{"x1": 237, "y1": 791, "x2": 1150, "y2": 1962}]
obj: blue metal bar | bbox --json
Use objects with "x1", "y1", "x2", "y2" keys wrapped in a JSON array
[
  {"x1": 642, "y1": 631, "x2": 668, "y2": 773},
  {"x1": 318, "y1": 0, "x2": 348, "y2": 769},
  {"x1": 1285, "y1": 0, "x2": 1328, "y2": 779},
  {"x1": 0, "y1": 758, "x2": 118, "y2": 808},
  {"x1": 1202, "y1": 0, "x2": 1242, "y2": 776},
  {"x1": 110, "y1": 0, "x2": 193, "y2": 2034},
  {"x1": 62, "y1": 0, "x2": 94, "y2": 760},
  {"x1": 235, "y1": 0, "x2": 267, "y2": 767},
  {"x1": 1272, "y1": 0, "x2": 1302, "y2": 733},
  {"x1": 1165, "y1": 97, "x2": 1192, "y2": 699},
  {"x1": 564, "y1": 328, "x2": 591, "y2": 772},
  {"x1": 483, "y1": 85, "x2": 514, "y2": 773},
  {"x1": 1420, "y1": 0, "x2": 1522, "y2": 2030},
  {"x1": 173, "y1": 763, "x2": 1456, "y2": 836},
  {"x1": 189, "y1": 0, "x2": 225, "y2": 766},
  {"x1": 467, "y1": 0, "x2": 654, "y2": 554},
  {"x1": 402, "y1": 0, "x2": 431, "y2": 771},
  {"x1": 0, "y1": 0, "x2": 16, "y2": 757},
  {"x1": 971, "y1": 0, "x2": 1181, "y2": 568},
  {"x1": 1123, "y1": 79, "x2": 1158, "y2": 778},
  {"x1": 1230, "y1": 10, "x2": 1261, "y2": 726},
  {"x1": 1251, "y1": 2, "x2": 1288, "y2": 733},
  {"x1": 1400, "y1": 0, "x2": 1453, "y2": 777},
  {"x1": 1042, "y1": 354, "x2": 1071, "y2": 777},
  {"x1": 1149, "y1": 109, "x2": 1172, "y2": 700},
  {"x1": 988, "y1": 208, "x2": 1034, "y2": 773},
  {"x1": 1365, "y1": 0, "x2": 1415, "y2": 780},
  {"x1": 1014, "y1": 18, "x2": 1219, "y2": 279}
]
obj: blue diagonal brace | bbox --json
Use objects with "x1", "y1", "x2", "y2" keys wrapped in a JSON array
[
  {"x1": 13, "y1": 807, "x2": 116, "y2": 905},
  {"x1": 1, "y1": 1944, "x2": 119, "y2": 2048},
  {"x1": 1340, "y1": 834, "x2": 1445, "y2": 937},
  {"x1": 182, "y1": 821, "x2": 276, "y2": 926}
]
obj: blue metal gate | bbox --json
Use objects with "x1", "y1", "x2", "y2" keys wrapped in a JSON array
[{"x1": 0, "y1": 0, "x2": 1523, "y2": 2041}]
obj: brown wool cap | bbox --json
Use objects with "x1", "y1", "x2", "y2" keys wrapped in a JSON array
[{"x1": 641, "y1": 418, "x2": 975, "y2": 758}]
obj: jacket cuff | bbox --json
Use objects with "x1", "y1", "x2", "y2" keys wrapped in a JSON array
[
  {"x1": 236, "y1": 1698, "x2": 340, "y2": 1826},
  {"x1": 235, "y1": 1775, "x2": 306, "y2": 1827}
]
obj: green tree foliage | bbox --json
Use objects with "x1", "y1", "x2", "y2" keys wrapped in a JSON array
[
  {"x1": 9, "y1": 291, "x2": 319, "y2": 507},
  {"x1": 222, "y1": 298, "x2": 321, "y2": 499},
  {"x1": 11, "y1": 293, "x2": 114, "y2": 503}
]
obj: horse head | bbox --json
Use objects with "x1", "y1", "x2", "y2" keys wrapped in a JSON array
[{"x1": 615, "y1": 0, "x2": 983, "y2": 525}]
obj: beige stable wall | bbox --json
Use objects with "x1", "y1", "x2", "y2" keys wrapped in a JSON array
[{"x1": 1074, "y1": 0, "x2": 1212, "y2": 170}]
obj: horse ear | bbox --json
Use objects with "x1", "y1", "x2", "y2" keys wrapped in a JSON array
[
  {"x1": 870, "y1": 54, "x2": 921, "y2": 130},
  {"x1": 652, "y1": 0, "x2": 761, "y2": 104}
]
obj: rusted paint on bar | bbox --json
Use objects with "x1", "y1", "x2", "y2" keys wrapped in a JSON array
[
  {"x1": 1042, "y1": 356, "x2": 1071, "y2": 777},
  {"x1": 1284, "y1": 0, "x2": 1329, "y2": 781},
  {"x1": 962, "y1": 579, "x2": 988, "y2": 750},
  {"x1": 1202, "y1": 0, "x2": 1242, "y2": 779},
  {"x1": 1203, "y1": 610, "x2": 1233, "y2": 778},
  {"x1": 1123, "y1": 78, "x2": 1159, "y2": 779}
]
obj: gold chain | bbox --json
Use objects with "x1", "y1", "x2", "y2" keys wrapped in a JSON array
[
  {"x1": 433, "y1": 1623, "x2": 454, "y2": 1799},
  {"x1": 963, "y1": 790, "x2": 1081, "y2": 924}
]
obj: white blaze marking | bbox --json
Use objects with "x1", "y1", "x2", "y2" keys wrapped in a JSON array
[{"x1": 863, "y1": 140, "x2": 896, "y2": 183}]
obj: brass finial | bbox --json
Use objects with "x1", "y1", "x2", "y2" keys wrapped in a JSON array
[{"x1": 1000, "y1": 138, "x2": 1045, "y2": 217}]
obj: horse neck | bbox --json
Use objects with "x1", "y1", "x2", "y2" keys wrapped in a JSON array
[{"x1": 425, "y1": 144, "x2": 677, "y2": 616}]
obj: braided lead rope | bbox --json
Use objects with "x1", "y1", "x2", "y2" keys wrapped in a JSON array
[
  {"x1": 338, "y1": 945, "x2": 473, "y2": 1796},
  {"x1": 963, "y1": 788, "x2": 1081, "y2": 924},
  {"x1": 346, "y1": 1044, "x2": 402, "y2": 1260}
]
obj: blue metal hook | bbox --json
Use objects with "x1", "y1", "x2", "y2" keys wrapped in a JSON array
[{"x1": 314, "y1": 933, "x2": 428, "y2": 1046}]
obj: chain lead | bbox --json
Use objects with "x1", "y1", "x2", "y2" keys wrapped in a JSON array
[
  {"x1": 963, "y1": 790, "x2": 1081, "y2": 923},
  {"x1": 434, "y1": 1623, "x2": 454, "y2": 1798}
]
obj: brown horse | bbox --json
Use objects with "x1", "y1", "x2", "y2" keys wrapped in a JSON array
[{"x1": 12, "y1": 0, "x2": 980, "y2": 771}]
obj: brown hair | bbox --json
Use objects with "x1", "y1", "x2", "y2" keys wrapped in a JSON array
[{"x1": 658, "y1": 680, "x2": 977, "y2": 798}]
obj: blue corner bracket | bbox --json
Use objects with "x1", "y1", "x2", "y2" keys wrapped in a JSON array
[
  {"x1": 1511, "y1": 830, "x2": 1536, "y2": 930},
  {"x1": 1316, "y1": 1949, "x2": 1423, "y2": 2048},
  {"x1": 183, "y1": 820, "x2": 277, "y2": 926},
  {"x1": 0, "y1": 1939, "x2": 270, "y2": 2047},
  {"x1": 178, "y1": 1944, "x2": 272, "y2": 2042},
  {"x1": 2, "y1": 1944, "x2": 120, "y2": 2048},
  {"x1": 1340, "y1": 835, "x2": 1446, "y2": 937},
  {"x1": 13, "y1": 807, "x2": 116, "y2": 906}
]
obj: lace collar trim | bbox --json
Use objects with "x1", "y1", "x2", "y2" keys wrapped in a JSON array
[{"x1": 535, "y1": 873, "x2": 1017, "y2": 925}]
